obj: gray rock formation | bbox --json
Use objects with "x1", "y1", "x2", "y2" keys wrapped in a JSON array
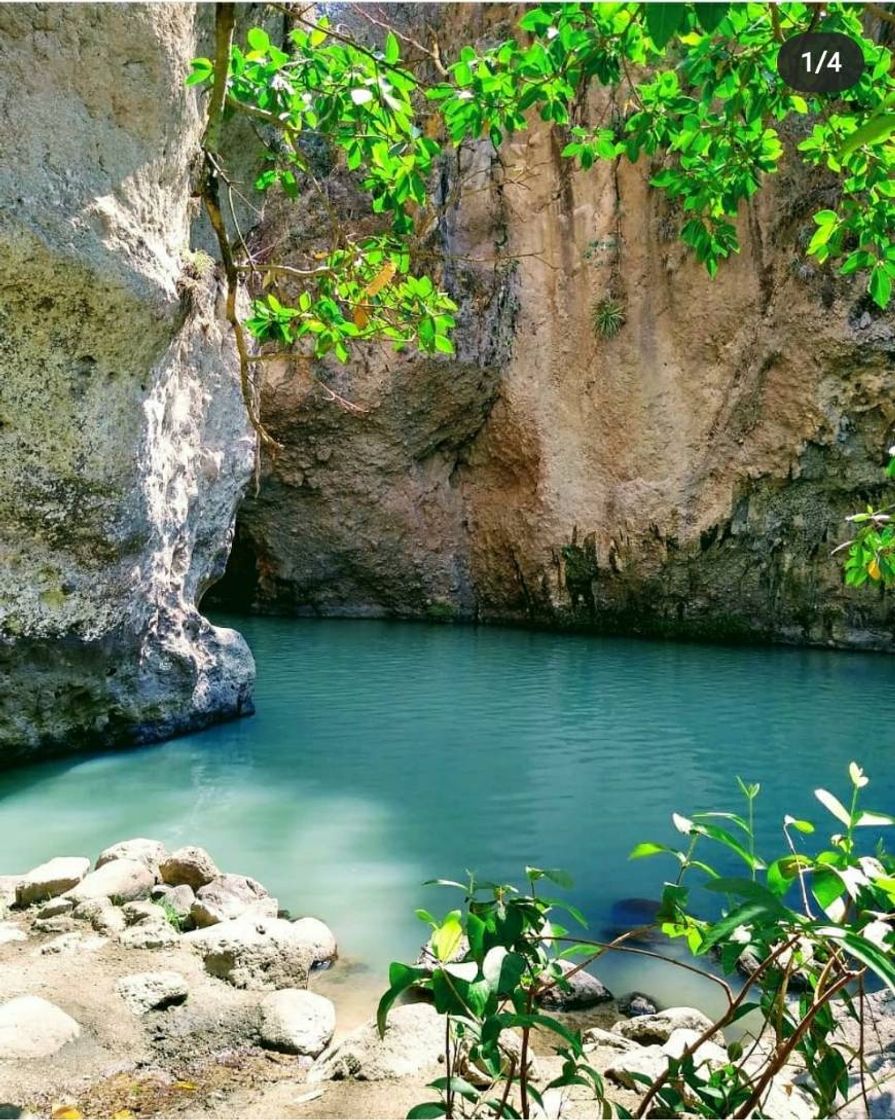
[{"x1": 0, "y1": 4, "x2": 255, "y2": 764}]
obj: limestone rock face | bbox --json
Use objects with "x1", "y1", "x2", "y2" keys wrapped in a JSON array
[
  {"x1": 213, "y1": 7, "x2": 895, "y2": 650},
  {"x1": 0, "y1": 3, "x2": 255, "y2": 763}
]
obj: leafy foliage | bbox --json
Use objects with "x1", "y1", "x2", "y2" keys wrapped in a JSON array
[
  {"x1": 190, "y1": 1, "x2": 895, "y2": 391},
  {"x1": 592, "y1": 297, "x2": 626, "y2": 338},
  {"x1": 392, "y1": 766, "x2": 895, "y2": 1118}
]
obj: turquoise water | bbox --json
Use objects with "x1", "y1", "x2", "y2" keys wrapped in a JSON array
[{"x1": 1, "y1": 617, "x2": 893, "y2": 1017}]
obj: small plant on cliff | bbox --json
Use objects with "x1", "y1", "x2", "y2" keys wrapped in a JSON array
[
  {"x1": 187, "y1": 3, "x2": 894, "y2": 449},
  {"x1": 389, "y1": 764, "x2": 895, "y2": 1118},
  {"x1": 591, "y1": 297, "x2": 626, "y2": 339}
]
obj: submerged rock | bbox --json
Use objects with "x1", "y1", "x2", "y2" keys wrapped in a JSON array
[
  {"x1": 0, "y1": 996, "x2": 81, "y2": 1059},
  {"x1": 618, "y1": 991, "x2": 659, "y2": 1018},
  {"x1": 15, "y1": 857, "x2": 90, "y2": 907},
  {"x1": 259, "y1": 989, "x2": 335, "y2": 1056}
]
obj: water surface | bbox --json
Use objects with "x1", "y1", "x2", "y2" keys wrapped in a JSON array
[{"x1": 2, "y1": 618, "x2": 893, "y2": 1018}]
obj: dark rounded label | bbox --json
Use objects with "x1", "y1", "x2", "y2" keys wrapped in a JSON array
[{"x1": 777, "y1": 32, "x2": 865, "y2": 94}]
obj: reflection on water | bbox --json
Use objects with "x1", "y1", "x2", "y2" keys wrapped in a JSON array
[{"x1": 1, "y1": 617, "x2": 893, "y2": 1018}]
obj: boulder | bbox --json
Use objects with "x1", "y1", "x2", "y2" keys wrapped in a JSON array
[
  {"x1": 291, "y1": 916, "x2": 337, "y2": 968},
  {"x1": 0, "y1": 924, "x2": 26, "y2": 946},
  {"x1": 663, "y1": 1027, "x2": 728, "y2": 1068},
  {"x1": 118, "y1": 920, "x2": 179, "y2": 950},
  {"x1": 536, "y1": 960, "x2": 613, "y2": 1010},
  {"x1": 72, "y1": 898, "x2": 126, "y2": 935},
  {"x1": 582, "y1": 1026, "x2": 638, "y2": 1054},
  {"x1": 190, "y1": 874, "x2": 276, "y2": 928},
  {"x1": 618, "y1": 991, "x2": 659, "y2": 1018},
  {"x1": 36, "y1": 898, "x2": 74, "y2": 921},
  {"x1": 117, "y1": 971, "x2": 188, "y2": 1015},
  {"x1": 121, "y1": 900, "x2": 166, "y2": 926},
  {"x1": 183, "y1": 914, "x2": 314, "y2": 990},
  {"x1": 613, "y1": 1006, "x2": 723, "y2": 1047},
  {"x1": 151, "y1": 884, "x2": 195, "y2": 925},
  {"x1": 259, "y1": 989, "x2": 336, "y2": 1056},
  {"x1": 65, "y1": 858, "x2": 154, "y2": 904},
  {"x1": 605, "y1": 1044, "x2": 669, "y2": 1091},
  {"x1": 0, "y1": 996, "x2": 81, "y2": 1059},
  {"x1": 310, "y1": 1002, "x2": 444, "y2": 1082},
  {"x1": 159, "y1": 847, "x2": 219, "y2": 891},
  {"x1": 96, "y1": 838, "x2": 169, "y2": 878},
  {"x1": 15, "y1": 857, "x2": 89, "y2": 907},
  {"x1": 39, "y1": 932, "x2": 107, "y2": 955},
  {"x1": 32, "y1": 916, "x2": 75, "y2": 934}
]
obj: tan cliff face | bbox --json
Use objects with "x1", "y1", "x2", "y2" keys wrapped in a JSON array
[
  {"x1": 216, "y1": 39, "x2": 895, "y2": 648},
  {"x1": 0, "y1": 4, "x2": 256, "y2": 762}
]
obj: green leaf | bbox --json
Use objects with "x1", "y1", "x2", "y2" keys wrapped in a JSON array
[
  {"x1": 694, "y1": 3, "x2": 729, "y2": 32},
  {"x1": 431, "y1": 911, "x2": 464, "y2": 962},
  {"x1": 812, "y1": 210, "x2": 839, "y2": 226},
  {"x1": 815, "y1": 926, "x2": 895, "y2": 992},
  {"x1": 407, "y1": 1105, "x2": 447, "y2": 1119},
  {"x1": 698, "y1": 899, "x2": 784, "y2": 955},
  {"x1": 377, "y1": 962, "x2": 428, "y2": 1035},
  {"x1": 815, "y1": 788, "x2": 852, "y2": 827},
  {"x1": 246, "y1": 27, "x2": 270, "y2": 53},
  {"x1": 694, "y1": 822, "x2": 765, "y2": 871},
  {"x1": 644, "y1": 3, "x2": 686, "y2": 48},
  {"x1": 629, "y1": 841, "x2": 676, "y2": 859},
  {"x1": 869, "y1": 264, "x2": 892, "y2": 310},
  {"x1": 703, "y1": 878, "x2": 788, "y2": 913},
  {"x1": 384, "y1": 32, "x2": 400, "y2": 66},
  {"x1": 840, "y1": 113, "x2": 895, "y2": 159}
]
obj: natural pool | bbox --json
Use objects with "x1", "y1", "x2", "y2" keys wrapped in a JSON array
[{"x1": 2, "y1": 617, "x2": 894, "y2": 1020}]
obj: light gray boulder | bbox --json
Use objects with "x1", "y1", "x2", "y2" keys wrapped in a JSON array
[
  {"x1": 310, "y1": 1002, "x2": 444, "y2": 1082},
  {"x1": 96, "y1": 838, "x2": 169, "y2": 878},
  {"x1": 65, "y1": 858, "x2": 154, "y2": 904},
  {"x1": 663, "y1": 1027, "x2": 728, "y2": 1068},
  {"x1": 190, "y1": 874, "x2": 276, "y2": 928},
  {"x1": 72, "y1": 897, "x2": 126, "y2": 935},
  {"x1": 183, "y1": 914, "x2": 314, "y2": 990},
  {"x1": 291, "y1": 916, "x2": 337, "y2": 968},
  {"x1": 613, "y1": 1006, "x2": 723, "y2": 1047},
  {"x1": 15, "y1": 857, "x2": 90, "y2": 906},
  {"x1": 151, "y1": 883, "x2": 196, "y2": 925},
  {"x1": 33, "y1": 916, "x2": 75, "y2": 934},
  {"x1": 0, "y1": 995, "x2": 81, "y2": 1059},
  {"x1": 118, "y1": 919, "x2": 179, "y2": 950},
  {"x1": 40, "y1": 932, "x2": 107, "y2": 955},
  {"x1": 159, "y1": 846, "x2": 219, "y2": 891},
  {"x1": 259, "y1": 989, "x2": 336, "y2": 1056},
  {"x1": 117, "y1": 971, "x2": 188, "y2": 1015},
  {"x1": 605, "y1": 1044, "x2": 669, "y2": 1091}
]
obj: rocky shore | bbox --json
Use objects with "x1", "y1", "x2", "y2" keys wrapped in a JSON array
[{"x1": 0, "y1": 841, "x2": 889, "y2": 1119}]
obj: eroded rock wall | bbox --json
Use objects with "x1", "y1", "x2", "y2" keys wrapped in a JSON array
[
  {"x1": 215, "y1": 10, "x2": 895, "y2": 649},
  {"x1": 0, "y1": 4, "x2": 256, "y2": 762}
]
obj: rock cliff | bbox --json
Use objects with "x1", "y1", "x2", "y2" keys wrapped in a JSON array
[
  {"x1": 214, "y1": 9, "x2": 895, "y2": 649},
  {"x1": 0, "y1": 4, "x2": 255, "y2": 763}
]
